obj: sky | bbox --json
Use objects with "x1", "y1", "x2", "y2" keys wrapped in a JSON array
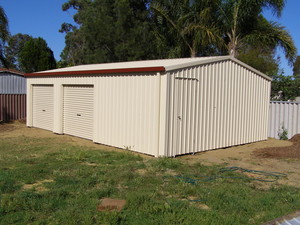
[{"x1": 1, "y1": 0, "x2": 300, "y2": 75}]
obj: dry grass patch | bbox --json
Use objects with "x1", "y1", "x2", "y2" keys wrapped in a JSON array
[{"x1": 22, "y1": 179, "x2": 54, "y2": 192}]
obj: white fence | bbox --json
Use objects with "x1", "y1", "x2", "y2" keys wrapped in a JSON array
[{"x1": 269, "y1": 101, "x2": 300, "y2": 139}]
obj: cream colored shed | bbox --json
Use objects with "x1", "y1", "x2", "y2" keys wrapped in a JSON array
[{"x1": 25, "y1": 56, "x2": 271, "y2": 157}]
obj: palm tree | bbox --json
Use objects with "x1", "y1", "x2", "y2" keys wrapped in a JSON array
[
  {"x1": 151, "y1": 0, "x2": 223, "y2": 57},
  {"x1": 0, "y1": 6, "x2": 9, "y2": 66},
  {"x1": 151, "y1": 0, "x2": 296, "y2": 65},
  {"x1": 219, "y1": 0, "x2": 296, "y2": 64}
]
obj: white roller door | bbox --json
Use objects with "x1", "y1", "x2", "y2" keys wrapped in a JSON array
[
  {"x1": 63, "y1": 85, "x2": 94, "y2": 140},
  {"x1": 32, "y1": 85, "x2": 54, "y2": 131}
]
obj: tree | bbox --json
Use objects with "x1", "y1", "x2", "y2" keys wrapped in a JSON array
[
  {"x1": 293, "y1": 56, "x2": 300, "y2": 79},
  {"x1": 271, "y1": 73, "x2": 300, "y2": 100},
  {"x1": 237, "y1": 46, "x2": 279, "y2": 75},
  {"x1": 19, "y1": 37, "x2": 56, "y2": 73},
  {"x1": 150, "y1": 0, "x2": 296, "y2": 65},
  {"x1": 4, "y1": 33, "x2": 32, "y2": 69},
  {"x1": 219, "y1": 0, "x2": 296, "y2": 64},
  {"x1": 60, "y1": 0, "x2": 158, "y2": 66},
  {"x1": 0, "y1": 6, "x2": 9, "y2": 67},
  {"x1": 150, "y1": 0, "x2": 223, "y2": 58}
]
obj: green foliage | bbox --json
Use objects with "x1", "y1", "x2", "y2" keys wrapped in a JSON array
[
  {"x1": 150, "y1": 0, "x2": 296, "y2": 64},
  {"x1": 293, "y1": 56, "x2": 300, "y2": 79},
  {"x1": 4, "y1": 33, "x2": 32, "y2": 70},
  {"x1": 271, "y1": 72, "x2": 300, "y2": 100},
  {"x1": 237, "y1": 46, "x2": 279, "y2": 75},
  {"x1": 151, "y1": 0, "x2": 222, "y2": 57},
  {"x1": 59, "y1": 0, "x2": 296, "y2": 67},
  {"x1": 278, "y1": 125, "x2": 288, "y2": 140},
  {"x1": 0, "y1": 6, "x2": 9, "y2": 66},
  {"x1": 19, "y1": 37, "x2": 56, "y2": 73},
  {"x1": 218, "y1": 0, "x2": 296, "y2": 63},
  {"x1": 60, "y1": 0, "x2": 158, "y2": 66}
]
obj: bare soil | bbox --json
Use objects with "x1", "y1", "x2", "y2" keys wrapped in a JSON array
[
  {"x1": 254, "y1": 134, "x2": 300, "y2": 159},
  {"x1": 180, "y1": 138, "x2": 300, "y2": 187},
  {"x1": 97, "y1": 198, "x2": 126, "y2": 212},
  {"x1": 1, "y1": 121, "x2": 300, "y2": 187}
]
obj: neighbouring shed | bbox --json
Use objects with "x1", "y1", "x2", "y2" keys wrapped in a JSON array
[
  {"x1": 25, "y1": 56, "x2": 271, "y2": 157},
  {"x1": 0, "y1": 68, "x2": 26, "y2": 121}
]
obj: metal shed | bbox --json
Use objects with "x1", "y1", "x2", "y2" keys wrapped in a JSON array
[
  {"x1": 0, "y1": 69, "x2": 26, "y2": 121},
  {"x1": 25, "y1": 56, "x2": 271, "y2": 157}
]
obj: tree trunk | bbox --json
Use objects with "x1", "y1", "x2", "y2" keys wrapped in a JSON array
[{"x1": 191, "y1": 49, "x2": 196, "y2": 57}]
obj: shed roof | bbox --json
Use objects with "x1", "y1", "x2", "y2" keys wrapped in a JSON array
[
  {"x1": 25, "y1": 56, "x2": 271, "y2": 81},
  {"x1": 0, "y1": 68, "x2": 24, "y2": 76}
]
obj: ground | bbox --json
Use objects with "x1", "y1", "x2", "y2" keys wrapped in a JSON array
[
  {"x1": 1, "y1": 121, "x2": 300, "y2": 224},
  {"x1": 181, "y1": 138, "x2": 300, "y2": 187},
  {"x1": 2, "y1": 121, "x2": 300, "y2": 188}
]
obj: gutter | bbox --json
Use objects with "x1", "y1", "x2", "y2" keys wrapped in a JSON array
[{"x1": 25, "y1": 67, "x2": 166, "y2": 77}]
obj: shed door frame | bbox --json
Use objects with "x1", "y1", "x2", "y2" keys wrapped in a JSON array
[
  {"x1": 172, "y1": 77, "x2": 198, "y2": 156},
  {"x1": 32, "y1": 84, "x2": 54, "y2": 131},
  {"x1": 63, "y1": 85, "x2": 94, "y2": 140}
]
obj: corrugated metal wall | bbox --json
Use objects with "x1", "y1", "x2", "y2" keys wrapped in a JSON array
[
  {"x1": 27, "y1": 59, "x2": 270, "y2": 157},
  {"x1": 0, "y1": 72, "x2": 26, "y2": 121},
  {"x1": 26, "y1": 74, "x2": 161, "y2": 156},
  {"x1": 94, "y1": 74, "x2": 161, "y2": 156},
  {"x1": 165, "y1": 60, "x2": 271, "y2": 156},
  {"x1": 0, "y1": 94, "x2": 26, "y2": 121},
  {"x1": 269, "y1": 101, "x2": 300, "y2": 139},
  {"x1": 32, "y1": 85, "x2": 54, "y2": 131},
  {"x1": 63, "y1": 85, "x2": 94, "y2": 140},
  {"x1": 0, "y1": 73, "x2": 26, "y2": 94}
]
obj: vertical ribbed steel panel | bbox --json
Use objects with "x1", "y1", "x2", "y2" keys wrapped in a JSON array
[
  {"x1": 269, "y1": 101, "x2": 300, "y2": 139},
  {"x1": 32, "y1": 85, "x2": 54, "y2": 131},
  {"x1": 0, "y1": 73, "x2": 26, "y2": 94},
  {"x1": 26, "y1": 59, "x2": 270, "y2": 157},
  {"x1": 94, "y1": 74, "x2": 159, "y2": 156},
  {"x1": 165, "y1": 60, "x2": 271, "y2": 157},
  {"x1": 63, "y1": 85, "x2": 94, "y2": 140},
  {"x1": 0, "y1": 94, "x2": 26, "y2": 121},
  {"x1": 26, "y1": 74, "x2": 160, "y2": 156}
]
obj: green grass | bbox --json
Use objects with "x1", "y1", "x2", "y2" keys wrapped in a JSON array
[{"x1": 0, "y1": 136, "x2": 300, "y2": 224}]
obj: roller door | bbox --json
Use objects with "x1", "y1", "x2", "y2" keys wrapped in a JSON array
[
  {"x1": 63, "y1": 85, "x2": 94, "y2": 140},
  {"x1": 32, "y1": 85, "x2": 54, "y2": 131}
]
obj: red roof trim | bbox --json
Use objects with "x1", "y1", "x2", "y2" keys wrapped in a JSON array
[
  {"x1": 25, "y1": 66, "x2": 166, "y2": 77},
  {"x1": 0, "y1": 68, "x2": 24, "y2": 76}
]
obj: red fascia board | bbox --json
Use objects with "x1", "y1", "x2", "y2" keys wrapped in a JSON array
[
  {"x1": 25, "y1": 66, "x2": 166, "y2": 77},
  {"x1": 0, "y1": 68, "x2": 24, "y2": 75}
]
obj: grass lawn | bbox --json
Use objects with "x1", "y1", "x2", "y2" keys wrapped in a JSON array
[{"x1": 0, "y1": 135, "x2": 300, "y2": 224}]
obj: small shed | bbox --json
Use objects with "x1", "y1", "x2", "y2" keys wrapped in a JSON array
[
  {"x1": 0, "y1": 68, "x2": 26, "y2": 121},
  {"x1": 25, "y1": 56, "x2": 271, "y2": 157}
]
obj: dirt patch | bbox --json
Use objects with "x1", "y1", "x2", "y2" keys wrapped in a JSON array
[
  {"x1": 179, "y1": 139, "x2": 300, "y2": 187},
  {"x1": 22, "y1": 179, "x2": 54, "y2": 192},
  {"x1": 290, "y1": 134, "x2": 300, "y2": 143},
  {"x1": 97, "y1": 198, "x2": 126, "y2": 212},
  {"x1": 180, "y1": 139, "x2": 292, "y2": 165},
  {"x1": 254, "y1": 144, "x2": 300, "y2": 159},
  {"x1": 135, "y1": 169, "x2": 147, "y2": 175},
  {"x1": 80, "y1": 162, "x2": 98, "y2": 167},
  {"x1": 0, "y1": 121, "x2": 19, "y2": 132},
  {"x1": 195, "y1": 203, "x2": 210, "y2": 210},
  {"x1": 254, "y1": 134, "x2": 300, "y2": 159}
]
